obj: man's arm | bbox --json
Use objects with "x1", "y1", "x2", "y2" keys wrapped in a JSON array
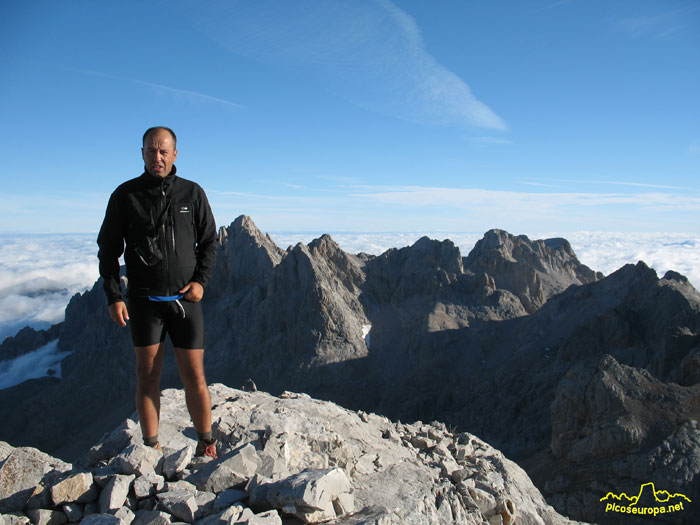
[
  {"x1": 190, "y1": 185, "x2": 218, "y2": 289},
  {"x1": 97, "y1": 192, "x2": 127, "y2": 308},
  {"x1": 108, "y1": 301, "x2": 130, "y2": 326}
]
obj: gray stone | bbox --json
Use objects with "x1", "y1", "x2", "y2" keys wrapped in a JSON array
[
  {"x1": 92, "y1": 466, "x2": 122, "y2": 488},
  {"x1": 235, "y1": 510, "x2": 281, "y2": 525},
  {"x1": 115, "y1": 446, "x2": 163, "y2": 477},
  {"x1": 163, "y1": 481, "x2": 197, "y2": 495},
  {"x1": 248, "y1": 468, "x2": 353, "y2": 523},
  {"x1": 114, "y1": 507, "x2": 136, "y2": 525},
  {"x1": 185, "y1": 445, "x2": 261, "y2": 494},
  {"x1": 0, "y1": 513, "x2": 31, "y2": 525},
  {"x1": 24, "y1": 509, "x2": 67, "y2": 525},
  {"x1": 61, "y1": 502, "x2": 83, "y2": 522},
  {"x1": 84, "y1": 502, "x2": 99, "y2": 516},
  {"x1": 24, "y1": 485, "x2": 52, "y2": 511},
  {"x1": 193, "y1": 504, "x2": 245, "y2": 525},
  {"x1": 156, "y1": 491, "x2": 198, "y2": 522},
  {"x1": 0, "y1": 446, "x2": 70, "y2": 513},
  {"x1": 133, "y1": 473, "x2": 165, "y2": 499},
  {"x1": 50, "y1": 473, "x2": 97, "y2": 505},
  {"x1": 163, "y1": 447, "x2": 193, "y2": 481},
  {"x1": 193, "y1": 491, "x2": 216, "y2": 519},
  {"x1": 212, "y1": 489, "x2": 247, "y2": 511},
  {"x1": 79, "y1": 515, "x2": 121, "y2": 525},
  {"x1": 133, "y1": 510, "x2": 171, "y2": 525},
  {"x1": 231, "y1": 508, "x2": 253, "y2": 523},
  {"x1": 136, "y1": 497, "x2": 158, "y2": 512},
  {"x1": 98, "y1": 475, "x2": 135, "y2": 514}
]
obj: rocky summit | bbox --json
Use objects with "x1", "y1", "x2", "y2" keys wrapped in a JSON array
[
  {"x1": 1, "y1": 384, "x2": 576, "y2": 524},
  {"x1": 2, "y1": 215, "x2": 700, "y2": 524}
]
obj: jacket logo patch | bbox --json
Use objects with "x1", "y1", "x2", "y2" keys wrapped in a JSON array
[{"x1": 179, "y1": 206, "x2": 190, "y2": 213}]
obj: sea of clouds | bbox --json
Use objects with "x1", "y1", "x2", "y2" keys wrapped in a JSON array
[
  {"x1": 0, "y1": 231, "x2": 698, "y2": 389},
  {"x1": 0, "y1": 234, "x2": 100, "y2": 341}
]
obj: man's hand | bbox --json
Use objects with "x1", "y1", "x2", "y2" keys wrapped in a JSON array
[
  {"x1": 108, "y1": 301, "x2": 129, "y2": 327},
  {"x1": 179, "y1": 281, "x2": 204, "y2": 302}
]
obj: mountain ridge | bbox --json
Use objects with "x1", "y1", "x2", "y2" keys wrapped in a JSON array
[{"x1": 1, "y1": 215, "x2": 698, "y2": 524}]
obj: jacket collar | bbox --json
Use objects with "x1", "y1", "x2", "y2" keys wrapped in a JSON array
[{"x1": 141, "y1": 165, "x2": 177, "y2": 188}]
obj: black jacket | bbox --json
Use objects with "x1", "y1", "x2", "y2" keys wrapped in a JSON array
[{"x1": 97, "y1": 167, "x2": 217, "y2": 304}]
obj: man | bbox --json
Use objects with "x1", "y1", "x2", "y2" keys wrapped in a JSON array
[{"x1": 97, "y1": 126, "x2": 218, "y2": 458}]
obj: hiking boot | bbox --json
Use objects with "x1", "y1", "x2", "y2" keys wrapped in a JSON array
[
  {"x1": 148, "y1": 441, "x2": 163, "y2": 454},
  {"x1": 195, "y1": 438, "x2": 218, "y2": 459}
]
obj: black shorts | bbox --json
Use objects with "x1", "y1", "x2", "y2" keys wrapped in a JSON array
[{"x1": 127, "y1": 297, "x2": 205, "y2": 349}]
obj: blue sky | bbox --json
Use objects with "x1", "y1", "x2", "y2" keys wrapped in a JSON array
[{"x1": 1, "y1": 0, "x2": 698, "y2": 234}]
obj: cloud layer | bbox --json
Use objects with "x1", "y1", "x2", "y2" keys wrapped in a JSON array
[
  {"x1": 0, "y1": 234, "x2": 99, "y2": 341},
  {"x1": 0, "y1": 340, "x2": 70, "y2": 390},
  {"x1": 1, "y1": 231, "x2": 698, "y2": 342}
]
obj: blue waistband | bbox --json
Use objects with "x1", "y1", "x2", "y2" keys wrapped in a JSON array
[{"x1": 148, "y1": 294, "x2": 185, "y2": 302}]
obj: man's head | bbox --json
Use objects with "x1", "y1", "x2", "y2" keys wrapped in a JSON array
[{"x1": 142, "y1": 127, "x2": 178, "y2": 178}]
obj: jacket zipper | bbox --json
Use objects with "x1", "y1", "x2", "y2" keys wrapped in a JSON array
[{"x1": 161, "y1": 183, "x2": 170, "y2": 294}]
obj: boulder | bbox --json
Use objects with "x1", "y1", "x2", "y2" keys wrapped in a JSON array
[
  {"x1": 114, "y1": 445, "x2": 163, "y2": 477},
  {"x1": 0, "y1": 445, "x2": 70, "y2": 513},
  {"x1": 50, "y1": 473, "x2": 97, "y2": 505},
  {"x1": 97, "y1": 475, "x2": 134, "y2": 514}
]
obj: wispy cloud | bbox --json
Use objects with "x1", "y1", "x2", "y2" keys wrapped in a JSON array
[
  {"x1": 71, "y1": 67, "x2": 245, "y2": 109},
  {"x1": 351, "y1": 185, "x2": 700, "y2": 209},
  {"x1": 523, "y1": 179, "x2": 694, "y2": 191},
  {"x1": 184, "y1": 0, "x2": 506, "y2": 130},
  {"x1": 618, "y1": 5, "x2": 700, "y2": 39},
  {"x1": 344, "y1": 184, "x2": 700, "y2": 231},
  {"x1": 466, "y1": 136, "x2": 513, "y2": 147}
]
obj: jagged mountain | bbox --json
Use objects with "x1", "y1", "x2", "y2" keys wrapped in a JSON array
[{"x1": 1, "y1": 215, "x2": 698, "y2": 524}]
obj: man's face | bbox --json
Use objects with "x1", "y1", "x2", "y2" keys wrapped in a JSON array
[{"x1": 142, "y1": 129, "x2": 178, "y2": 178}]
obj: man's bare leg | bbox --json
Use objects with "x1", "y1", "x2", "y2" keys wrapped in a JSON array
[
  {"x1": 173, "y1": 348, "x2": 212, "y2": 434},
  {"x1": 134, "y1": 341, "x2": 166, "y2": 442}
]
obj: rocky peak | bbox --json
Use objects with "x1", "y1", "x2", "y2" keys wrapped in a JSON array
[
  {"x1": 0, "y1": 384, "x2": 575, "y2": 524},
  {"x1": 208, "y1": 216, "x2": 284, "y2": 298},
  {"x1": 464, "y1": 229, "x2": 602, "y2": 313}
]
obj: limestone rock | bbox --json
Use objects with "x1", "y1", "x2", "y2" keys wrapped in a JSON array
[
  {"x1": 248, "y1": 468, "x2": 353, "y2": 523},
  {"x1": 50, "y1": 472, "x2": 97, "y2": 505},
  {"x1": 185, "y1": 444, "x2": 261, "y2": 493},
  {"x1": 98, "y1": 475, "x2": 134, "y2": 514},
  {"x1": 133, "y1": 473, "x2": 164, "y2": 500},
  {"x1": 61, "y1": 502, "x2": 83, "y2": 522},
  {"x1": 79, "y1": 515, "x2": 121, "y2": 525},
  {"x1": 162, "y1": 447, "x2": 193, "y2": 481},
  {"x1": 0, "y1": 445, "x2": 70, "y2": 513},
  {"x1": 237, "y1": 510, "x2": 281, "y2": 525},
  {"x1": 114, "y1": 445, "x2": 163, "y2": 477},
  {"x1": 156, "y1": 490, "x2": 198, "y2": 522},
  {"x1": 132, "y1": 509, "x2": 171, "y2": 525},
  {"x1": 114, "y1": 507, "x2": 135, "y2": 524},
  {"x1": 24, "y1": 509, "x2": 67, "y2": 525}
]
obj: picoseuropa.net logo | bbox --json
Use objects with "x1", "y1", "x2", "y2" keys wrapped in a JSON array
[{"x1": 600, "y1": 482, "x2": 691, "y2": 517}]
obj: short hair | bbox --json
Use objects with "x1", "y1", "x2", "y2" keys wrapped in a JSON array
[{"x1": 142, "y1": 126, "x2": 177, "y2": 148}]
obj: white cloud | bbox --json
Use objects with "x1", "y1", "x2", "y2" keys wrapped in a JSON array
[
  {"x1": 618, "y1": 5, "x2": 699, "y2": 39},
  {"x1": 345, "y1": 185, "x2": 700, "y2": 231},
  {"x1": 184, "y1": 0, "x2": 506, "y2": 130},
  {"x1": 0, "y1": 340, "x2": 71, "y2": 390},
  {"x1": 1, "y1": 231, "x2": 699, "y2": 341},
  {"x1": 71, "y1": 68, "x2": 245, "y2": 109},
  {"x1": 0, "y1": 234, "x2": 99, "y2": 340},
  {"x1": 466, "y1": 136, "x2": 513, "y2": 147}
]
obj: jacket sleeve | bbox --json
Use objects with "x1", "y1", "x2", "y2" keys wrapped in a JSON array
[
  {"x1": 97, "y1": 191, "x2": 126, "y2": 304},
  {"x1": 191, "y1": 186, "x2": 217, "y2": 288}
]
